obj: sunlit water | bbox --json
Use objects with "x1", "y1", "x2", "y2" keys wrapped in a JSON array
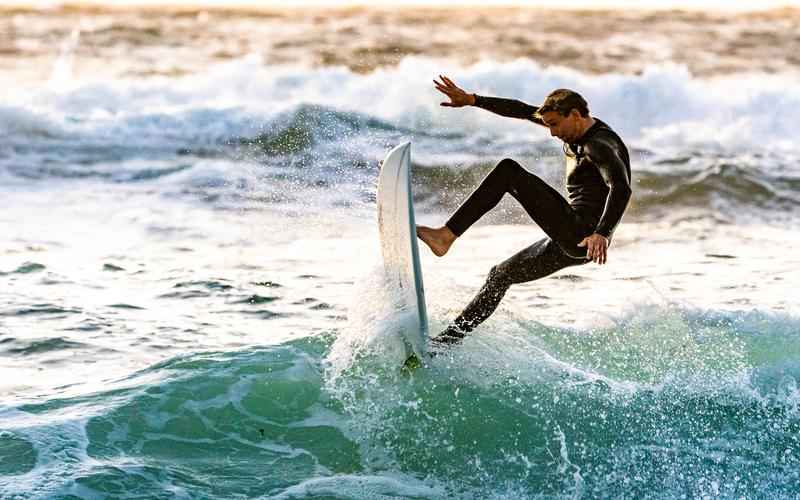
[{"x1": 2, "y1": 5, "x2": 800, "y2": 499}]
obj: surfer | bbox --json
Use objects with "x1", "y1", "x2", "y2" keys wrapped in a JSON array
[{"x1": 418, "y1": 75, "x2": 632, "y2": 346}]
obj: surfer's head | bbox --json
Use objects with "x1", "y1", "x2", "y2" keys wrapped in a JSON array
[{"x1": 534, "y1": 89, "x2": 591, "y2": 143}]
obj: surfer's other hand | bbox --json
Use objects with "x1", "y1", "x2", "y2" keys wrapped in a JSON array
[
  {"x1": 434, "y1": 75, "x2": 476, "y2": 107},
  {"x1": 578, "y1": 233, "x2": 609, "y2": 265}
]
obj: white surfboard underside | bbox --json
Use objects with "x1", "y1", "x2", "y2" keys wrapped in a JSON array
[{"x1": 377, "y1": 142, "x2": 429, "y2": 359}]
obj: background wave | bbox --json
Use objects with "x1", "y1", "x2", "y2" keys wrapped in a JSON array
[
  {"x1": 4, "y1": 58, "x2": 800, "y2": 151},
  {"x1": 2, "y1": 58, "x2": 800, "y2": 222}
]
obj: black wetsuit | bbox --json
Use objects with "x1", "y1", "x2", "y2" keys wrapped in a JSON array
[{"x1": 435, "y1": 94, "x2": 632, "y2": 344}]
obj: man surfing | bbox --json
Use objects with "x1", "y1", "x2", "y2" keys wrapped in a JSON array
[{"x1": 418, "y1": 75, "x2": 632, "y2": 346}]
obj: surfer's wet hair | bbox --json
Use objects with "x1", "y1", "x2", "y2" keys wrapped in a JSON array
[{"x1": 534, "y1": 89, "x2": 589, "y2": 118}]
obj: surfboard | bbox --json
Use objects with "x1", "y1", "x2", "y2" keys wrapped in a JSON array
[{"x1": 377, "y1": 142, "x2": 429, "y2": 369}]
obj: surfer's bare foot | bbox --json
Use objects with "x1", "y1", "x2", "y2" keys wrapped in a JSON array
[{"x1": 416, "y1": 225, "x2": 457, "y2": 257}]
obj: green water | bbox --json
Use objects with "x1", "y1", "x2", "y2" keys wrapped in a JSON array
[{"x1": 3, "y1": 307, "x2": 799, "y2": 499}]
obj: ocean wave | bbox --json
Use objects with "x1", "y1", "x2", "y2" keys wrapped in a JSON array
[
  {"x1": 634, "y1": 161, "x2": 800, "y2": 215},
  {"x1": 4, "y1": 58, "x2": 800, "y2": 221},
  {"x1": 14, "y1": 152, "x2": 793, "y2": 222},
  {"x1": 0, "y1": 105, "x2": 66, "y2": 139},
  {"x1": 2, "y1": 304, "x2": 799, "y2": 497},
  {"x1": 408, "y1": 155, "x2": 800, "y2": 222},
  {"x1": 232, "y1": 104, "x2": 407, "y2": 156},
  {"x1": 3, "y1": 57, "x2": 800, "y2": 153}
]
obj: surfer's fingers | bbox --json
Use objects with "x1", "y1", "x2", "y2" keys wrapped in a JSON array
[
  {"x1": 435, "y1": 86, "x2": 461, "y2": 103},
  {"x1": 434, "y1": 81, "x2": 451, "y2": 94},
  {"x1": 435, "y1": 80, "x2": 454, "y2": 92},
  {"x1": 434, "y1": 81, "x2": 453, "y2": 95},
  {"x1": 439, "y1": 75, "x2": 457, "y2": 90},
  {"x1": 435, "y1": 87, "x2": 455, "y2": 101},
  {"x1": 436, "y1": 86, "x2": 455, "y2": 97},
  {"x1": 441, "y1": 102, "x2": 455, "y2": 107}
]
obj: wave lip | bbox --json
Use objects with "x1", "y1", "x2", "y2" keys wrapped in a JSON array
[{"x1": 234, "y1": 104, "x2": 403, "y2": 156}]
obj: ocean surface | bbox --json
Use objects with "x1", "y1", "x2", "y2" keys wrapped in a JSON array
[{"x1": 2, "y1": 5, "x2": 800, "y2": 499}]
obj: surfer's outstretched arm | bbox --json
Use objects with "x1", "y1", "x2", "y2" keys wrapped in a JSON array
[
  {"x1": 472, "y1": 95, "x2": 546, "y2": 126},
  {"x1": 433, "y1": 75, "x2": 546, "y2": 126}
]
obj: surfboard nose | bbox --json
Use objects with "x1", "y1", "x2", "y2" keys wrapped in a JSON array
[{"x1": 383, "y1": 141, "x2": 411, "y2": 167}]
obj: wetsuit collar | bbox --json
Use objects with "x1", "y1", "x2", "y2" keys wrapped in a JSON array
[
  {"x1": 564, "y1": 118, "x2": 606, "y2": 159},
  {"x1": 575, "y1": 118, "x2": 602, "y2": 145},
  {"x1": 565, "y1": 118, "x2": 605, "y2": 156}
]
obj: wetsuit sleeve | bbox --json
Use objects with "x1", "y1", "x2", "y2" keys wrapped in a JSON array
[
  {"x1": 584, "y1": 139, "x2": 632, "y2": 239},
  {"x1": 473, "y1": 95, "x2": 546, "y2": 125}
]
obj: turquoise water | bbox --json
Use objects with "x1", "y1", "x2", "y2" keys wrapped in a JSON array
[{"x1": 3, "y1": 307, "x2": 799, "y2": 498}]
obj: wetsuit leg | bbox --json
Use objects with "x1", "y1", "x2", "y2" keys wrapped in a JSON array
[
  {"x1": 446, "y1": 158, "x2": 592, "y2": 258},
  {"x1": 434, "y1": 238, "x2": 588, "y2": 345}
]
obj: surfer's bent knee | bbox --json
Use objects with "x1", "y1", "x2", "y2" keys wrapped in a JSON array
[{"x1": 495, "y1": 158, "x2": 521, "y2": 175}]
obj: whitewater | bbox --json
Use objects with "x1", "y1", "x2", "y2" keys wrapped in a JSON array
[{"x1": 2, "y1": 5, "x2": 800, "y2": 499}]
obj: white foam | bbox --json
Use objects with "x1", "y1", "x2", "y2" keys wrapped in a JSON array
[
  {"x1": 266, "y1": 472, "x2": 442, "y2": 500},
  {"x1": 3, "y1": 56, "x2": 799, "y2": 154},
  {"x1": 0, "y1": 105, "x2": 66, "y2": 138},
  {"x1": 325, "y1": 265, "x2": 412, "y2": 382}
]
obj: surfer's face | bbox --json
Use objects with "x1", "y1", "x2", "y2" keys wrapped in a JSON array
[{"x1": 541, "y1": 109, "x2": 580, "y2": 143}]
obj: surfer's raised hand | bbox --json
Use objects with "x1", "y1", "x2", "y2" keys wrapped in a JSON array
[{"x1": 434, "y1": 75, "x2": 476, "y2": 107}]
